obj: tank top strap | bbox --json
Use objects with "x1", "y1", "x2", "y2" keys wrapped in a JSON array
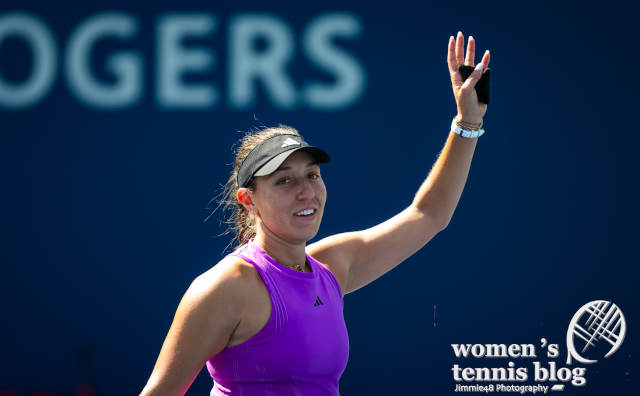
[
  {"x1": 229, "y1": 243, "x2": 290, "y2": 333},
  {"x1": 305, "y1": 253, "x2": 344, "y2": 308}
]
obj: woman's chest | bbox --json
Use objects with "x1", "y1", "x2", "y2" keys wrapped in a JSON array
[
  {"x1": 217, "y1": 267, "x2": 349, "y2": 380},
  {"x1": 227, "y1": 269, "x2": 345, "y2": 349}
]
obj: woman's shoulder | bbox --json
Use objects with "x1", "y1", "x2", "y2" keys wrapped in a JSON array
[
  {"x1": 141, "y1": 254, "x2": 257, "y2": 388},
  {"x1": 194, "y1": 253, "x2": 257, "y2": 288},
  {"x1": 196, "y1": 251, "x2": 268, "y2": 306}
]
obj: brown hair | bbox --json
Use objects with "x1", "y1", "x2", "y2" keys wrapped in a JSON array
[{"x1": 207, "y1": 125, "x2": 302, "y2": 250}]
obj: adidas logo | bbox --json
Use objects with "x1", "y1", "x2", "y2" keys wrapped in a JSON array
[
  {"x1": 313, "y1": 296, "x2": 324, "y2": 307},
  {"x1": 281, "y1": 137, "x2": 300, "y2": 148}
]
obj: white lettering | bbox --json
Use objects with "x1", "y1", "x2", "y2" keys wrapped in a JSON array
[
  {"x1": 229, "y1": 14, "x2": 296, "y2": 109},
  {"x1": 302, "y1": 13, "x2": 365, "y2": 109},
  {"x1": 451, "y1": 343, "x2": 536, "y2": 358},
  {"x1": 156, "y1": 14, "x2": 217, "y2": 108},
  {"x1": 1, "y1": 11, "x2": 367, "y2": 111},
  {"x1": 451, "y1": 344, "x2": 472, "y2": 358},
  {"x1": 0, "y1": 12, "x2": 56, "y2": 109},
  {"x1": 65, "y1": 12, "x2": 142, "y2": 108}
]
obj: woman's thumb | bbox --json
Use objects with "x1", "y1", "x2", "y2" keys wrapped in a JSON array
[{"x1": 462, "y1": 62, "x2": 484, "y2": 90}]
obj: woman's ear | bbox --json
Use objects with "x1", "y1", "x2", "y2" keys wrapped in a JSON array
[{"x1": 237, "y1": 188, "x2": 256, "y2": 213}]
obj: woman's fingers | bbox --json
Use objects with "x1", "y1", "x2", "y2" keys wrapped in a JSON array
[
  {"x1": 447, "y1": 36, "x2": 457, "y2": 73},
  {"x1": 481, "y1": 50, "x2": 491, "y2": 69},
  {"x1": 465, "y1": 36, "x2": 475, "y2": 66},
  {"x1": 455, "y1": 31, "x2": 465, "y2": 67},
  {"x1": 448, "y1": 36, "x2": 463, "y2": 87},
  {"x1": 448, "y1": 32, "x2": 490, "y2": 88}
]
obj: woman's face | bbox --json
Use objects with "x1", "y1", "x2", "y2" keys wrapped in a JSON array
[{"x1": 249, "y1": 150, "x2": 327, "y2": 245}]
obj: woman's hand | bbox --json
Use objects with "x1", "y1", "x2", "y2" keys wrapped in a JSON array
[{"x1": 447, "y1": 32, "x2": 491, "y2": 126}]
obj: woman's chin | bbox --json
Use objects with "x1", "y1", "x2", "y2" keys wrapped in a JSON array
[{"x1": 286, "y1": 227, "x2": 320, "y2": 245}]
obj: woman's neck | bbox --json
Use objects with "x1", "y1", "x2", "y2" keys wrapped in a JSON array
[{"x1": 253, "y1": 229, "x2": 308, "y2": 271}]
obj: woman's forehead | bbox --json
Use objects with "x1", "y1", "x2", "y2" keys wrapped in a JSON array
[{"x1": 278, "y1": 151, "x2": 317, "y2": 169}]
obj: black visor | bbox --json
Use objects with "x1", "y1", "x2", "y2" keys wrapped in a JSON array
[{"x1": 237, "y1": 134, "x2": 330, "y2": 188}]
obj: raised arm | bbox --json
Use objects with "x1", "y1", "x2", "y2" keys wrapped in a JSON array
[
  {"x1": 140, "y1": 258, "x2": 249, "y2": 396},
  {"x1": 308, "y1": 32, "x2": 490, "y2": 295}
]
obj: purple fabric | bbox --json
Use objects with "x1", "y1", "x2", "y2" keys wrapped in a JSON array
[{"x1": 206, "y1": 239, "x2": 349, "y2": 396}]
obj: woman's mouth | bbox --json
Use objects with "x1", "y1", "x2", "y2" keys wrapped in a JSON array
[{"x1": 294, "y1": 208, "x2": 316, "y2": 217}]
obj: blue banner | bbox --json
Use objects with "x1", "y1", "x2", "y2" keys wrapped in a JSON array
[{"x1": 2, "y1": 1, "x2": 637, "y2": 395}]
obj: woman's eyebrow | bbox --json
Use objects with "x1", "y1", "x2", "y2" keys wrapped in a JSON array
[{"x1": 273, "y1": 162, "x2": 318, "y2": 174}]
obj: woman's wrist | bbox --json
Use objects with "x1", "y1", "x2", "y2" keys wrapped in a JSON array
[
  {"x1": 455, "y1": 114, "x2": 483, "y2": 128},
  {"x1": 451, "y1": 116, "x2": 485, "y2": 138}
]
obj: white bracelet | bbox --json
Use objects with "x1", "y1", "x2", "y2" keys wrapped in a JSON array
[{"x1": 451, "y1": 118, "x2": 485, "y2": 138}]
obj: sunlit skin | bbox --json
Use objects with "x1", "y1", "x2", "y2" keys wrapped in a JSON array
[{"x1": 237, "y1": 151, "x2": 326, "y2": 272}]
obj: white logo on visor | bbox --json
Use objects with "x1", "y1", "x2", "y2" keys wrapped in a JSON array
[{"x1": 281, "y1": 138, "x2": 300, "y2": 148}]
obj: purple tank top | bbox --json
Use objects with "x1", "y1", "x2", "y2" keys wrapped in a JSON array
[{"x1": 206, "y1": 239, "x2": 349, "y2": 396}]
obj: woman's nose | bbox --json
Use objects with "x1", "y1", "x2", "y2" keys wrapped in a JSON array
[{"x1": 296, "y1": 179, "x2": 315, "y2": 200}]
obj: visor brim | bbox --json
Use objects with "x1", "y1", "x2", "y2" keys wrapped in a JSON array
[{"x1": 253, "y1": 147, "x2": 330, "y2": 178}]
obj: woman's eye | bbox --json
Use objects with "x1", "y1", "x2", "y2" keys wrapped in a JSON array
[
  {"x1": 309, "y1": 173, "x2": 320, "y2": 180},
  {"x1": 277, "y1": 177, "x2": 291, "y2": 185}
]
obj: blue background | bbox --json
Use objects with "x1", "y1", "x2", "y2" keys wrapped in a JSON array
[{"x1": 1, "y1": 0, "x2": 637, "y2": 395}]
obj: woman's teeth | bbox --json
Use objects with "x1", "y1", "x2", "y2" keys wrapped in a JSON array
[{"x1": 295, "y1": 209, "x2": 315, "y2": 216}]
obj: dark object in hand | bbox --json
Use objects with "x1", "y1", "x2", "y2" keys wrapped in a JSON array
[{"x1": 459, "y1": 65, "x2": 490, "y2": 104}]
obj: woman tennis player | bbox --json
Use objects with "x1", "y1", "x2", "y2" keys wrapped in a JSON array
[{"x1": 141, "y1": 31, "x2": 490, "y2": 396}]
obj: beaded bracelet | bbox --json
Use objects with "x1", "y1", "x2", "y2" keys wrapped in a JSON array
[
  {"x1": 456, "y1": 119, "x2": 483, "y2": 130},
  {"x1": 451, "y1": 117, "x2": 485, "y2": 138}
]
